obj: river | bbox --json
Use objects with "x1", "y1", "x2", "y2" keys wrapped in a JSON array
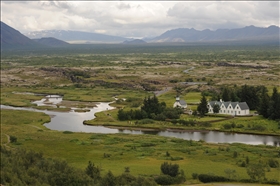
[{"x1": 1, "y1": 96, "x2": 280, "y2": 146}]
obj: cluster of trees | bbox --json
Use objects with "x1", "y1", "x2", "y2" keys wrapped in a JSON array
[
  {"x1": 258, "y1": 87, "x2": 280, "y2": 120},
  {"x1": 0, "y1": 146, "x2": 157, "y2": 186},
  {"x1": 211, "y1": 85, "x2": 267, "y2": 110},
  {"x1": 118, "y1": 95, "x2": 183, "y2": 121},
  {"x1": 209, "y1": 85, "x2": 280, "y2": 120}
]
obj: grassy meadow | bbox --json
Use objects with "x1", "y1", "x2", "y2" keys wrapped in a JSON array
[
  {"x1": 1, "y1": 44, "x2": 280, "y2": 184},
  {"x1": 1, "y1": 109, "x2": 280, "y2": 183}
]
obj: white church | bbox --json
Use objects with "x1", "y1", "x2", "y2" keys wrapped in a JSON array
[
  {"x1": 173, "y1": 96, "x2": 193, "y2": 115},
  {"x1": 207, "y1": 99, "x2": 250, "y2": 116}
]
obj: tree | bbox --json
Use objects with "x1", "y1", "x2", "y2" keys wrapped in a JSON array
[
  {"x1": 197, "y1": 95, "x2": 208, "y2": 117},
  {"x1": 160, "y1": 162, "x2": 179, "y2": 177},
  {"x1": 268, "y1": 87, "x2": 280, "y2": 120},
  {"x1": 141, "y1": 95, "x2": 165, "y2": 118},
  {"x1": 258, "y1": 89, "x2": 270, "y2": 118},
  {"x1": 100, "y1": 171, "x2": 115, "y2": 186},
  {"x1": 213, "y1": 104, "x2": 220, "y2": 114},
  {"x1": 246, "y1": 163, "x2": 265, "y2": 181},
  {"x1": 85, "y1": 161, "x2": 101, "y2": 183},
  {"x1": 222, "y1": 87, "x2": 231, "y2": 102},
  {"x1": 238, "y1": 85, "x2": 260, "y2": 110}
]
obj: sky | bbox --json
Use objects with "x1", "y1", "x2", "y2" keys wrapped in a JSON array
[{"x1": 1, "y1": 1, "x2": 279, "y2": 38}]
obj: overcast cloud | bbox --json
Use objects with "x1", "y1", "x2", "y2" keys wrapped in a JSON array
[{"x1": 1, "y1": 1, "x2": 279, "y2": 38}]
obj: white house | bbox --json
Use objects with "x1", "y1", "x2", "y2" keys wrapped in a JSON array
[
  {"x1": 173, "y1": 96, "x2": 187, "y2": 109},
  {"x1": 208, "y1": 99, "x2": 250, "y2": 116}
]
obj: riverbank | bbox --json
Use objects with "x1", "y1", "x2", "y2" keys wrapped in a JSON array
[
  {"x1": 84, "y1": 110, "x2": 280, "y2": 137},
  {"x1": 86, "y1": 121, "x2": 280, "y2": 136}
]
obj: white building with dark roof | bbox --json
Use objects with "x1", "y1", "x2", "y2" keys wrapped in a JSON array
[
  {"x1": 208, "y1": 99, "x2": 250, "y2": 116},
  {"x1": 173, "y1": 96, "x2": 187, "y2": 109}
]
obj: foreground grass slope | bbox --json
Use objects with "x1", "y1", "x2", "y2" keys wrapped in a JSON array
[{"x1": 1, "y1": 109, "x2": 279, "y2": 184}]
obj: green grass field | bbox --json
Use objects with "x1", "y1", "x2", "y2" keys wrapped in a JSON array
[{"x1": 1, "y1": 109, "x2": 280, "y2": 183}]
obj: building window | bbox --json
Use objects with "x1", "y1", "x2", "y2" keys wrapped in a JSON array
[{"x1": 238, "y1": 111, "x2": 240, "y2": 114}]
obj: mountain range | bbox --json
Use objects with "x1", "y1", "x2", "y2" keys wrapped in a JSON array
[
  {"x1": 1, "y1": 21, "x2": 43, "y2": 49},
  {"x1": 149, "y1": 25, "x2": 279, "y2": 43},
  {"x1": 25, "y1": 30, "x2": 129, "y2": 44},
  {"x1": 1, "y1": 21, "x2": 279, "y2": 50},
  {"x1": 24, "y1": 25, "x2": 279, "y2": 44},
  {"x1": 1, "y1": 21, "x2": 69, "y2": 49}
]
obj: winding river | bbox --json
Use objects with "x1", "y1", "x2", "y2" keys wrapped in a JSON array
[{"x1": 1, "y1": 96, "x2": 280, "y2": 146}]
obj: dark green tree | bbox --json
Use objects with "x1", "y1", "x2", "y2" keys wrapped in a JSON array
[
  {"x1": 160, "y1": 162, "x2": 179, "y2": 177},
  {"x1": 141, "y1": 95, "x2": 165, "y2": 118},
  {"x1": 197, "y1": 95, "x2": 208, "y2": 117},
  {"x1": 238, "y1": 85, "x2": 260, "y2": 110},
  {"x1": 213, "y1": 104, "x2": 220, "y2": 114},
  {"x1": 100, "y1": 171, "x2": 116, "y2": 186},
  {"x1": 268, "y1": 87, "x2": 280, "y2": 120},
  {"x1": 222, "y1": 87, "x2": 231, "y2": 101},
  {"x1": 85, "y1": 161, "x2": 101, "y2": 183},
  {"x1": 258, "y1": 89, "x2": 270, "y2": 118}
]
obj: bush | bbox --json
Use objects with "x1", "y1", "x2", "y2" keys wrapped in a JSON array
[
  {"x1": 192, "y1": 173, "x2": 198, "y2": 179},
  {"x1": 63, "y1": 131, "x2": 73, "y2": 134},
  {"x1": 251, "y1": 125, "x2": 266, "y2": 131},
  {"x1": 236, "y1": 124, "x2": 244, "y2": 128},
  {"x1": 223, "y1": 123, "x2": 232, "y2": 129},
  {"x1": 154, "y1": 175, "x2": 174, "y2": 185},
  {"x1": 10, "y1": 136, "x2": 17, "y2": 143},
  {"x1": 160, "y1": 162, "x2": 179, "y2": 177},
  {"x1": 268, "y1": 159, "x2": 279, "y2": 168},
  {"x1": 198, "y1": 174, "x2": 230, "y2": 183}
]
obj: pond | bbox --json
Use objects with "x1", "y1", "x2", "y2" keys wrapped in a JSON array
[{"x1": 1, "y1": 95, "x2": 280, "y2": 146}]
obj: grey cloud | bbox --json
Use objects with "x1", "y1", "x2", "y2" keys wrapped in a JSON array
[
  {"x1": 117, "y1": 3, "x2": 131, "y2": 10},
  {"x1": 1, "y1": 1, "x2": 279, "y2": 38}
]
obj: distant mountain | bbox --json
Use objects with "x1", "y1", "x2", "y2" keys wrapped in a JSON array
[
  {"x1": 1, "y1": 21, "x2": 44, "y2": 49},
  {"x1": 149, "y1": 25, "x2": 280, "y2": 43},
  {"x1": 32, "y1": 37, "x2": 69, "y2": 47},
  {"x1": 25, "y1": 30, "x2": 129, "y2": 44},
  {"x1": 123, "y1": 39, "x2": 146, "y2": 44}
]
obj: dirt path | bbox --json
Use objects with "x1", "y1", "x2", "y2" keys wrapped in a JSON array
[
  {"x1": 154, "y1": 87, "x2": 172, "y2": 96},
  {"x1": 28, "y1": 124, "x2": 43, "y2": 130}
]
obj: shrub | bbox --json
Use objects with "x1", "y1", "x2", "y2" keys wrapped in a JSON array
[
  {"x1": 63, "y1": 131, "x2": 73, "y2": 134},
  {"x1": 10, "y1": 136, "x2": 17, "y2": 143},
  {"x1": 223, "y1": 123, "x2": 232, "y2": 129},
  {"x1": 192, "y1": 173, "x2": 198, "y2": 179},
  {"x1": 198, "y1": 174, "x2": 229, "y2": 183},
  {"x1": 268, "y1": 159, "x2": 279, "y2": 168},
  {"x1": 251, "y1": 125, "x2": 266, "y2": 131},
  {"x1": 154, "y1": 175, "x2": 174, "y2": 185},
  {"x1": 160, "y1": 162, "x2": 179, "y2": 177}
]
